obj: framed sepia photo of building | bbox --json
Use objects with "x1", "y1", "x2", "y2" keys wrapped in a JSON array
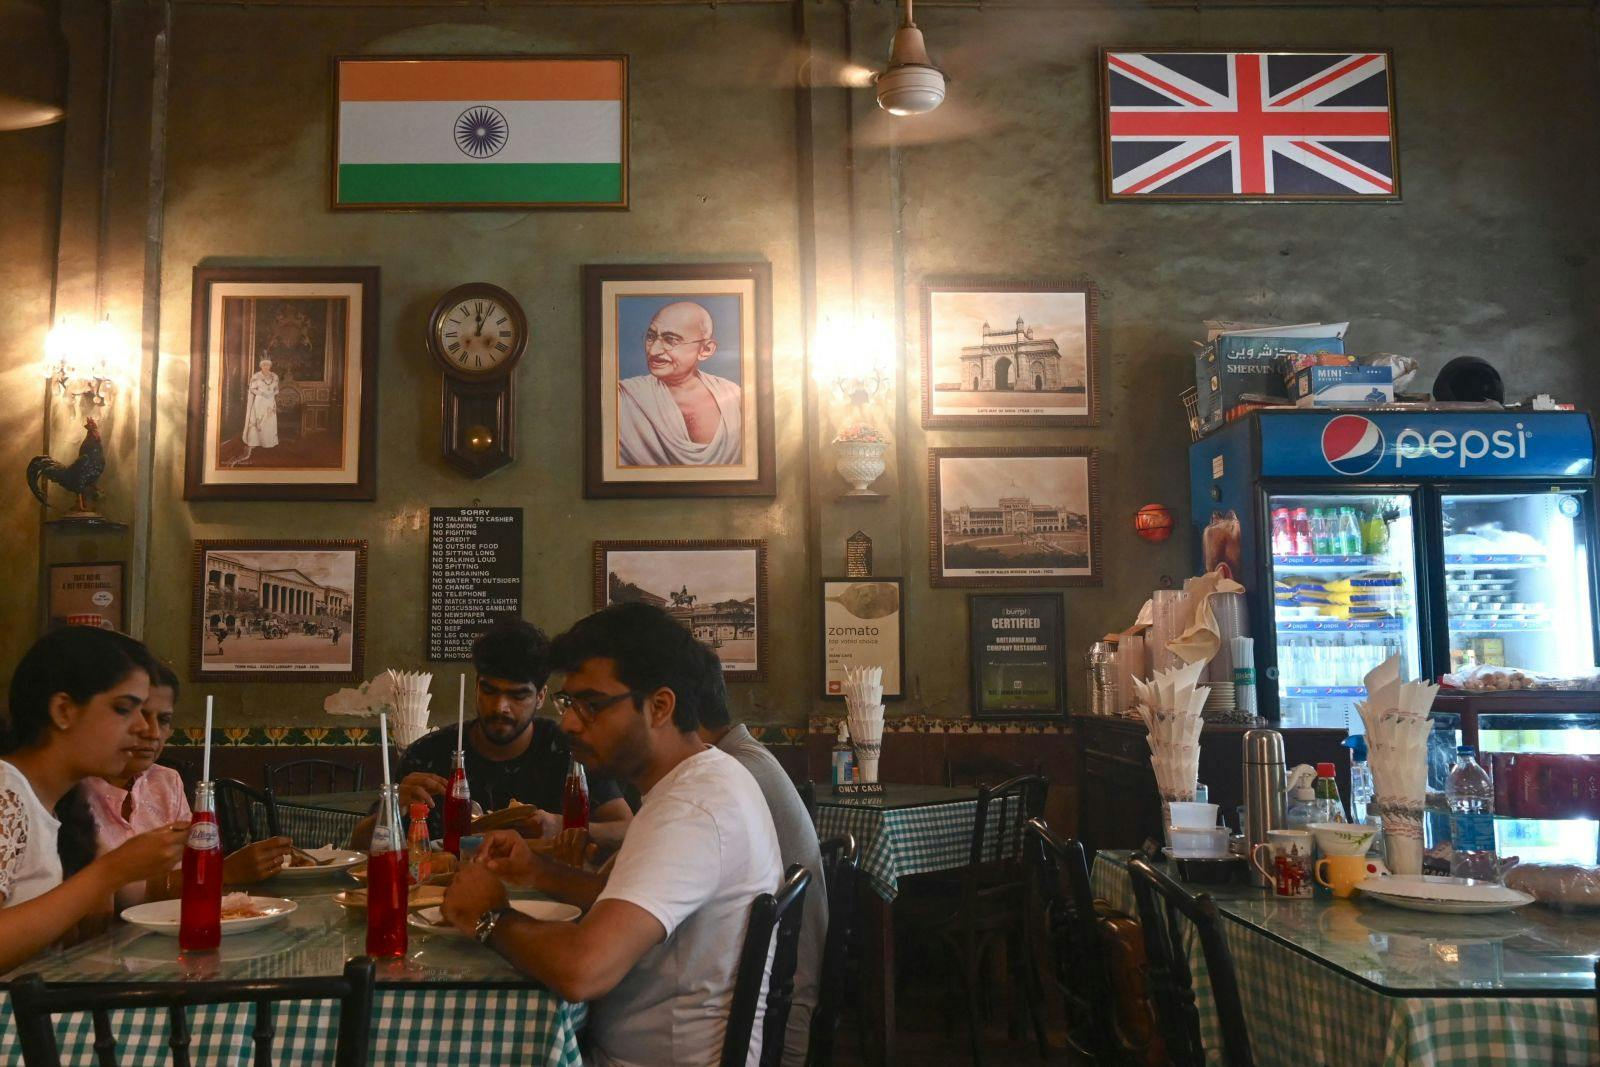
[
  {"x1": 593, "y1": 540, "x2": 767, "y2": 680},
  {"x1": 921, "y1": 279, "x2": 1099, "y2": 428},
  {"x1": 191, "y1": 539, "x2": 366, "y2": 682},
  {"x1": 583, "y1": 263, "x2": 775, "y2": 498},
  {"x1": 184, "y1": 267, "x2": 380, "y2": 501},
  {"x1": 929, "y1": 447, "x2": 1101, "y2": 588}
]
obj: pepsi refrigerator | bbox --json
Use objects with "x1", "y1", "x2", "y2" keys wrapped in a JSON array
[{"x1": 1190, "y1": 409, "x2": 1599, "y2": 732}]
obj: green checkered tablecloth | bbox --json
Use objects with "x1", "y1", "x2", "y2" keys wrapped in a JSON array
[
  {"x1": 815, "y1": 792, "x2": 991, "y2": 901},
  {"x1": 1091, "y1": 852, "x2": 1598, "y2": 1067},
  {"x1": 0, "y1": 989, "x2": 586, "y2": 1066}
]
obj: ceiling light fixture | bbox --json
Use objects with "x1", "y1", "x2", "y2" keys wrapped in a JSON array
[{"x1": 874, "y1": 0, "x2": 946, "y2": 116}]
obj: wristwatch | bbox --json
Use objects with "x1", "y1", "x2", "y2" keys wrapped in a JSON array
[{"x1": 474, "y1": 907, "x2": 510, "y2": 946}]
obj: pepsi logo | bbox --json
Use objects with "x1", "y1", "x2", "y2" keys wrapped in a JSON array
[{"x1": 1321, "y1": 415, "x2": 1385, "y2": 475}]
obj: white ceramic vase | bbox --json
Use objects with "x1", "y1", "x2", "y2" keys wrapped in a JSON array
[{"x1": 835, "y1": 441, "x2": 887, "y2": 496}]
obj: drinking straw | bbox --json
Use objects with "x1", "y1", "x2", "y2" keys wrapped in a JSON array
[
  {"x1": 379, "y1": 711, "x2": 393, "y2": 791},
  {"x1": 202, "y1": 695, "x2": 213, "y2": 782},
  {"x1": 457, "y1": 674, "x2": 466, "y2": 751}
]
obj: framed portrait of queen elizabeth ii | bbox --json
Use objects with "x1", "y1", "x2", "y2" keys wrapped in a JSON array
[
  {"x1": 184, "y1": 266, "x2": 380, "y2": 501},
  {"x1": 583, "y1": 263, "x2": 775, "y2": 498}
]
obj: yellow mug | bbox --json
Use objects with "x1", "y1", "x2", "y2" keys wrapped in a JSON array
[{"x1": 1316, "y1": 854, "x2": 1386, "y2": 899}]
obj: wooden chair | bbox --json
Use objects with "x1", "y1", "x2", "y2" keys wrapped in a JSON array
[
  {"x1": 797, "y1": 779, "x2": 818, "y2": 824},
  {"x1": 1025, "y1": 818, "x2": 1127, "y2": 1061},
  {"x1": 8, "y1": 957, "x2": 375, "y2": 1067},
  {"x1": 263, "y1": 758, "x2": 363, "y2": 797},
  {"x1": 214, "y1": 777, "x2": 283, "y2": 854},
  {"x1": 1126, "y1": 854, "x2": 1254, "y2": 1067},
  {"x1": 722, "y1": 864, "x2": 812, "y2": 1067},
  {"x1": 897, "y1": 774, "x2": 1050, "y2": 1066},
  {"x1": 808, "y1": 834, "x2": 860, "y2": 1067}
]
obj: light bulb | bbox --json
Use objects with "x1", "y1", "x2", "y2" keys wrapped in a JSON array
[{"x1": 875, "y1": 16, "x2": 945, "y2": 116}]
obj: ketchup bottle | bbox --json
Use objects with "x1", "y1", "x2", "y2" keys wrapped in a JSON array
[
  {"x1": 442, "y1": 749, "x2": 471, "y2": 858},
  {"x1": 562, "y1": 757, "x2": 590, "y2": 831},
  {"x1": 365, "y1": 784, "x2": 409, "y2": 958},
  {"x1": 179, "y1": 781, "x2": 224, "y2": 952}
]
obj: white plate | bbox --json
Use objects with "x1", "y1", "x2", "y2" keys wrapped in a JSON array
[
  {"x1": 120, "y1": 896, "x2": 298, "y2": 935},
  {"x1": 408, "y1": 899, "x2": 582, "y2": 938},
  {"x1": 1357, "y1": 875, "x2": 1533, "y2": 914},
  {"x1": 270, "y1": 849, "x2": 364, "y2": 879}
]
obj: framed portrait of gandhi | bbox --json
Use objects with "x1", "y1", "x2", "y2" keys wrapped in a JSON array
[
  {"x1": 583, "y1": 263, "x2": 775, "y2": 498},
  {"x1": 184, "y1": 266, "x2": 380, "y2": 501}
]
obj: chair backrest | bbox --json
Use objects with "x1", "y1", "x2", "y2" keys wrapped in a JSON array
[
  {"x1": 1126, "y1": 854, "x2": 1254, "y2": 1067},
  {"x1": 9, "y1": 957, "x2": 375, "y2": 1067},
  {"x1": 722, "y1": 864, "x2": 811, "y2": 1067},
  {"x1": 1024, "y1": 818, "x2": 1123, "y2": 1062},
  {"x1": 214, "y1": 777, "x2": 282, "y2": 854},
  {"x1": 264, "y1": 758, "x2": 363, "y2": 797},
  {"x1": 808, "y1": 834, "x2": 859, "y2": 1067},
  {"x1": 797, "y1": 779, "x2": 817, "y2": 824},
  {"x1": 965, "y1": 774, "x2": 1048, "y2": 890},
  {"x1": 945, "y1": 754, "x2": 1035, "y2": 789}
]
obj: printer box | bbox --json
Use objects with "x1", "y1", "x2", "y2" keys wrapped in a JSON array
[
  {"x1": 1194, "y1": 332, "x2": 1345, "y2": 432},
  {"x1": 1294, "y1": 364, "x2": 1394, "y2": 406}
]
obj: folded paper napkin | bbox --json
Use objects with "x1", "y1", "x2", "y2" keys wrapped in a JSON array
[
  {"x1": 1168, "y1": 569, "x2": 1247, "y2": 667},
  {"x1": 386, "y1": 669, "x2": 433, "y2": 697},
  {"x1": 842, "y1": 665, "x2": 884, "y2": 712},
  {"x1": 1355, "y1": 654, "x2": 1439, "y2": 805},
  {"x1": 1133, "y1": 660, "x2": 1209, "y2": 802}
]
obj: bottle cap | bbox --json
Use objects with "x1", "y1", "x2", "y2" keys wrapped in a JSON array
[
  {"x1": 409, "y1": 802, "x2": 430, "y2": 819},
  {"x1": 1316, "y1": 762, "x2": 1336, "y2": 777},
  {"x1": 1342, "y1": 734, "x2": 1368, "y2": 761}
]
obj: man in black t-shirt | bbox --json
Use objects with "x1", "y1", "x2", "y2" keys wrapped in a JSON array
[{"x1": 352, "y1": 621, "x2": 631, "y2": 847}]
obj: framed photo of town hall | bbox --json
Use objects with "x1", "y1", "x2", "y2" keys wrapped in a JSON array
[
  {"x1": 928, "y1": 447, "x2": 1101, "y2": 588},
  {"x1": 921, "y1": 279, "x2": 1099, "y2": 428},
  {"x1": 593, "y1": 539, "x2": 768, "y2": 680},
  {"x1": 191, "y1": 539, "x2": 366, "y2": 683}
]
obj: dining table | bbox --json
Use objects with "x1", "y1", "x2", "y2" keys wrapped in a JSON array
[
  {"x1": 813, "y1": 782, "x2": 996, "y2": 1066},
  {"x1": 1093, "y1": 849, "x2": 1598, "y2": 1066},
  {"x1": 0, "y1": 866, "x2": 586, "y2": 1067}
]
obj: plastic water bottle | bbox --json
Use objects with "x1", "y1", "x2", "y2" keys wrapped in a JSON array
[
  {"x1": 1446, "y1": 746, "x2": 1499, "y2": 882},
  {"x1": 1344, "y1": 734, "x2": 1374, "y2": 825}
]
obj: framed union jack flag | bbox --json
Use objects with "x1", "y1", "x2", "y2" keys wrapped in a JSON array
[{"x1": 1100, "y1": 50, "x2": 1399, "y2": 202}]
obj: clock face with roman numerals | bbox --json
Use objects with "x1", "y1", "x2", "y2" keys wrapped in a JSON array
[{"x1": 427, "y1": 283, "x2": 527, "y2": 380}]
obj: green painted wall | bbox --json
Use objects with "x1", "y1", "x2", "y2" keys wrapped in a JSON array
[{"x1": 6, "y1": 1, "x2": 1600, "y2": 732}]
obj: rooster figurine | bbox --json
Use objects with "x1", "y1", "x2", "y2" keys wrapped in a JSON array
[{"x1": 27, "y1": 417, "x2": 107, "y2": 516}]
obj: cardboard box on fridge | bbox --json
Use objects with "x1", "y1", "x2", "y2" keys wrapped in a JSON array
[
  {"x1": 1192, "y1": 323, "x2": 1348, "y2": 434},
  {"x1": 1293, "y1": 364, "x2": 1395, "y2": 407}
]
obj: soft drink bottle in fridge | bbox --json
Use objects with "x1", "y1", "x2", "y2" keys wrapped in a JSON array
[
  {"x1": 1339, "y1": 509, "x2": 1364, "y2": 556},
  {"x1": 1271, "y1": 508, "x2": 1294, "y2": 555},
  {"x1": 1312, "y1": 509, "x2": 1333, "y2": 556},
  {"x1": 179, "y1": 780, "x2": 223, "y2": 952},
  {"x1": 366, "y1": 784, "x2": 409, "y2": 958},
  {"x1": 1291, "y1": 508, "x2": 1313, "y2": 556}
]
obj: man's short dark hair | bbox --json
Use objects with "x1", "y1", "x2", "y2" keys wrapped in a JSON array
[
  {"x1": 472, "y1": 620, "x2": 552, "y2": 688},
  {"x1": 550, "y1": 602, "x2": 704, "y2": 732},
  {"x1": 689, "y1": 640, "x2": 730, "y2": 731}
]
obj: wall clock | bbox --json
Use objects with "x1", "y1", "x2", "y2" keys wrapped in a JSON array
[{"x1": 426, "y1": 282, "x2": 527, "y2": 477}]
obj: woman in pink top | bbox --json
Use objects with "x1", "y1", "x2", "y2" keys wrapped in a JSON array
[{"x1": 86, "y1": 662, "x2": 293, "y2": 902}]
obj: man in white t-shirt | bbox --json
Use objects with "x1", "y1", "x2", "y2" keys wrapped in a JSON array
[{"x1": 442, "y1": 602, "x2": 784, "y2": 1067}]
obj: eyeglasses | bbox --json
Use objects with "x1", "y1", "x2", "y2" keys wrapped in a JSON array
[
  {"x1": 643, "y1": 328, "x2": 710, "y2": 355},
  {"x1": 551, "y1": 689, "x2": 642, "y2": 725}
]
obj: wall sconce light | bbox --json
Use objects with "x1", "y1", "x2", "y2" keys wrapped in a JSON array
[
  {"x1": 44, "y1": 316, "x2": 126, "y2": 406},
  {"x1": 814, "y1": 316, "x2": 894, "y2": 405}
]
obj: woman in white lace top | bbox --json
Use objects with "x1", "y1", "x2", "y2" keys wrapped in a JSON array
[{"x1": 0, "y1": 627, "x2": 190, "y2": 970}]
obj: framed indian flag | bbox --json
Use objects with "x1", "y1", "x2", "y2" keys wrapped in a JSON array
[{"x1": 332, "y1": 55, "x2": 628, "y2": 210}]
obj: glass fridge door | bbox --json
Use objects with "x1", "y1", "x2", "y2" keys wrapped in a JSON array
[
  {"x1": 1268, "y1": 491, "x2": 1425, "y2": 729},
  {"x1": 1441, "y1": 490, "x2": 1596, "y2": 677}
]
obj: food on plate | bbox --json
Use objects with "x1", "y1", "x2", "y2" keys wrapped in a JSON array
[
  {"x1": 1504, "y1": 863, "x2": 1600, "y2": 908},
  {"x1": 471, "y1": 800, "x2": 541, "y2": 834},
  {"x1": 336, "y1": 885, "x2": 447, "y2": 910},
  {"x1": 220, "y1": 893, "x2": 268, "y2": 920}
]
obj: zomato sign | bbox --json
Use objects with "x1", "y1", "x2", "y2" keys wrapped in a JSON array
[{"x1": 1391, "y1": 423, "x2": 1531, "y2": 468}]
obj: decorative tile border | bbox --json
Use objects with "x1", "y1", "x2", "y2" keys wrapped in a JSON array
[{"x1": 164, "y1": 717, "x2": 1068, "y2": 749}]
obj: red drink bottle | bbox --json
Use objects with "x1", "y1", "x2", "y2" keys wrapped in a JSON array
[
  {"x1": 179, "y1": 781, "x2": 224, "y2": 952},
  {"x1": 562, "y1": 757, "x2": 590, "y2": 831},
  {"x1": 442, "y1": 749, "x2": 471, "y2": 857},
  {"x1": 366, "y1": 784, "x2": 409, "y2": 958}
]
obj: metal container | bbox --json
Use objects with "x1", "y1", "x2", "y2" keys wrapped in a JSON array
[
  {"x1": 1242, "y1": 729, "x2": 1287, "y2": 886},
  {"x1": 1086, "y1": 641, "x2": 1114, "y2": 716}
]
